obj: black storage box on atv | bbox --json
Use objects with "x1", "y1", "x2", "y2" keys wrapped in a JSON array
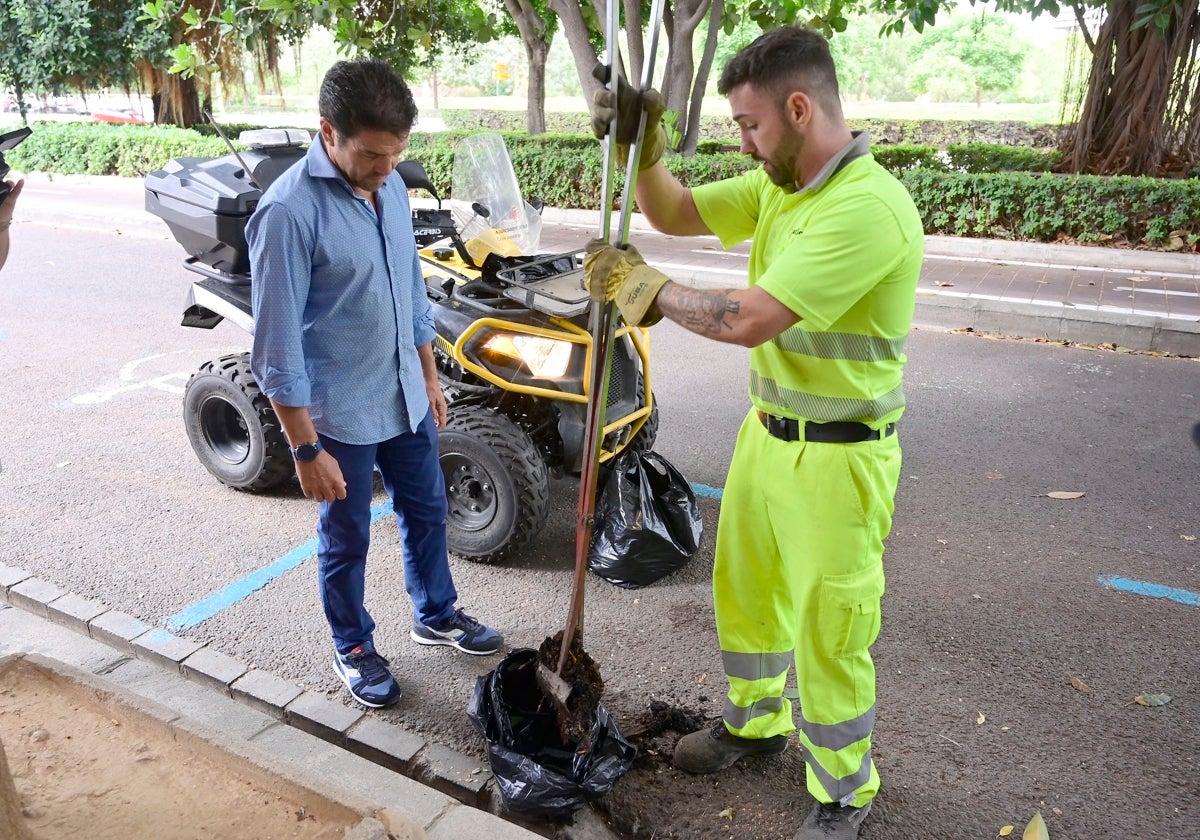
[{"x1": 145, "y1": 131, "x2": 308, "y2": 275}]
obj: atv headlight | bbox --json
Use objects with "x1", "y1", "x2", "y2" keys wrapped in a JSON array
[{"x1": 482, "y1": 333, "x2": 572, "y2": 379}]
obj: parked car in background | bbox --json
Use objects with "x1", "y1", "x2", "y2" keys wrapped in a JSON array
[{"x1": 92, "y1": 108, "x2": 147, "y2": 124}]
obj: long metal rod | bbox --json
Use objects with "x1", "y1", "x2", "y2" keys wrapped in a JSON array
[{"x1": 557, "y1": 0, "x2": 667, "y2": 676}]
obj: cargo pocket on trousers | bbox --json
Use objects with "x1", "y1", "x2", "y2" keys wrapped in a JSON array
[{"x1": 817, "y1": 567, "x2": 885, "y2": 659}]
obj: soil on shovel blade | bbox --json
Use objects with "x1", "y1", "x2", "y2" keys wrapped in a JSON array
[{"x1": 536, "y1": 631, "x2": 604, "y2": 743}]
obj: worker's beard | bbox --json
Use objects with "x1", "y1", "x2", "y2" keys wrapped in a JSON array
[{"x1": 760, "y1": 128, "x2": 805, "y2": 193}]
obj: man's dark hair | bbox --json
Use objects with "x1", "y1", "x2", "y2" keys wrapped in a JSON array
[
  {"x1": 319, "y1": 59, "x2": 418, "y2": 138},
  {"x1": 718, "y1": 26, "x2": 842, "y2": 115}
]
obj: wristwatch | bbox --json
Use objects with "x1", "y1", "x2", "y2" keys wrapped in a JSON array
[{"x1": 290, "y1": 440, "x2": 324, "y2": 462}]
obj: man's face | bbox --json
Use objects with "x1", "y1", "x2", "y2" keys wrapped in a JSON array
[
  {"x1": 727, "y1": 83, "x2": 805, "y2": 191},
  {"x1": 319, "y1": 117, "x2": 408, "y2": 196}
]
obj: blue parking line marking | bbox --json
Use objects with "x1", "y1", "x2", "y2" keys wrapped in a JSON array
[
  {"x1": 164, "y1": 481, "x2": 725, "y2": 632},
  {"x1": 164, "y1": 501, "x2": 394, "y2": 632},
  {"x1": 1099, "y1": 575, "x2": 1200, "y2": 608}
]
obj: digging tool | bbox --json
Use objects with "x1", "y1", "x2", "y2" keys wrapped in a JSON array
[{"x1": 536, "y1": 0, "x2": 667, "y2": 711}]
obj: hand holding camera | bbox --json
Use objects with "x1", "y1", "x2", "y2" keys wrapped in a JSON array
[{"x1": 0, "y1": 126, "x2": 32, "y2": 205}]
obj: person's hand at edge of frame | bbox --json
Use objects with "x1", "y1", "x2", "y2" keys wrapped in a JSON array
[
  {"x1": 0, "y1": 178, "x2": 24, "y2": 225},
  {"x1": 589, "y1": 64, "x2": 667, "y2": 172}
]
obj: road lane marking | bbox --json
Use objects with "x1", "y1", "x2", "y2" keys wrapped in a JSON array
[
  {"x1": 1112, "y1": 286, "x2": 1199, "y2": 297},
  {"x1": 1099, "y1": 575, "x2": 1200, "y2": 608},
  {"x1": 919, "y1": 288, "x2": 1194, "y2": 321},
  {"x1": 164, "y1": 481, "x2": 725, "y2": 630},
  {"x1": 925, "y1": 253, "x2": 1199, "y2": 281},
  {"x1": 164, "y1": 500, "x2": 394, "y2": 632},
  {"x1": 72, "y1": 352, "x2": 198, "y2": 404}
]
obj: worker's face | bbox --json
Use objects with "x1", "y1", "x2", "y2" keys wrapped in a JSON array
[
  {"x1": 727, "y1": 83, "x2": 806, "y2": 191},
  {"x1": 320, "y1": 118, "x2": 408, "y2": 197}
]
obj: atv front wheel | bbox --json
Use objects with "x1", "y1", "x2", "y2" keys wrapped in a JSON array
[
  {"x1": 183, "y1": 353, "x2": 294, "y2": 491},
  {"x1": 626, "y1": 374, "x2": 659, "y2": 452},
  {"x1": 439, "y1": 405, "x2": 550, "y2": 563}
]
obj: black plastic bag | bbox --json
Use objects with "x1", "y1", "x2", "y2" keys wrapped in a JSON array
[
  {"x1": 467, "y1": 648, "x2": 636, "y2": 818},
  {"x1": 588, "y1": 449, "x2": 704, "y2": 589}
]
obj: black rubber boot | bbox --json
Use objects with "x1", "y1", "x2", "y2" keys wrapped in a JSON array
[
  {"x1": 672, "y1": 719, "x2": 788, "y2": 774},
  {"x1": 794, "y1": 801, "x2": 872, "y2": 839}
]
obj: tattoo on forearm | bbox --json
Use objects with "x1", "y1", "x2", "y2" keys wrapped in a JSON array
[{"x1": 658, "y1": 284, "x2": 740, "y2": 338}]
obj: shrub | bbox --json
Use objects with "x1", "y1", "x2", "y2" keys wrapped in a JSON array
[{"x1": 7, "y1": 118, "x2": 1195, "y2": 251}]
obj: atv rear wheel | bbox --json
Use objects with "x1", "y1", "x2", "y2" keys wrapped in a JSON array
[
  {"x1": 183, "y1": 353, "x2": 294, "y2": 491},
  {"x1": 439, "y1": 405, "x2": 549, "y2": 563}
]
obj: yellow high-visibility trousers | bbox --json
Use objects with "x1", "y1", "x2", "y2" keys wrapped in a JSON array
[{"x1": 713, "y1": 411, "x2": 901, "y2": 808}]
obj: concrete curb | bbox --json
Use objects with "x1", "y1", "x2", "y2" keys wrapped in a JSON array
[{"x1": 0, "y1": 562, "x2": 555, "y2": 840}]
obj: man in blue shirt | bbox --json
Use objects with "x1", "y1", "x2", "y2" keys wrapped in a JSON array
[{"x1": 248, "y1": 59, "x2": 502, "y2": 709}]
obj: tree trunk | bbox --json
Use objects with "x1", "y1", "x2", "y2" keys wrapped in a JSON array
[
  {"x1": 502, "y1": 0, "x2": 551, "y2": 134},
  {"x1": 683, "y1": 0, "x2": 722, "y2": 155},
  {"x1": 1060, "y1": 0, "x2": 1200, "y2": 176},
  {"x1": 142, "y1": 64, "x2": 203, "y2": 128},
  {"x1": 661, "y1": 0, "x2": 709, "y2": 151},
  {"x1": 551, "y1": 0, "x2": 604, "y2": 104}
]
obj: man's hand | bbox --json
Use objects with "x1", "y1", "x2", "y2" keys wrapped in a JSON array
[
  {"x1": 0, "y1": 179, "x2": 23, "y2": 222},
  {"x1": 296, "y1": 450, "x2": 347, "y2": 503},
  {"x1": 583, "y1": 239, "x2": 669, "y2": 327},
  {"x1": 426, "y1": 380, "x2": 448, "y2": 430},
  {"x1": 589, "y1": 64, "x2": 667, "y2": 171}
]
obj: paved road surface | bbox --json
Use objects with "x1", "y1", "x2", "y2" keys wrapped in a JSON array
[{"x1": 2, "y1": 180, "x2": 1198, "y2": 839}]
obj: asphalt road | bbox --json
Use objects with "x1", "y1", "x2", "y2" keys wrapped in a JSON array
[{"x1": 2, "y1": 220, "x2": 1198, "y2": 839}]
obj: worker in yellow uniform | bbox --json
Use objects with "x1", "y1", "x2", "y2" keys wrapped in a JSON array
[{"x1": 584, "y1": 25, "x2": 924, "y2": 840}]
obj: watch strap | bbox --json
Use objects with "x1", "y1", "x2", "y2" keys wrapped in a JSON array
[{"x1": 290, "y1": 440, "x2": 324, "y2": 462}]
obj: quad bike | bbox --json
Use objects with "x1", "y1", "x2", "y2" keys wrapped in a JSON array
[{"x1": 144, "y1": 129, "x2": 658, "y2": 563}]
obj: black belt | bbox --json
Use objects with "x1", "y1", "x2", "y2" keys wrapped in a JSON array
[{"x1": 757, "y1": 410, "x2": 895, "y2": 443}]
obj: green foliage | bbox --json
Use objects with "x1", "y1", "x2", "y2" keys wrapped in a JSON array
[
  {"x1": 910, "y1": 14, "x2": 1027, "y2": 96},
  {"x1": 7, "y1": 122, "x2": 230, "y2": 176},
  {"x1": 0, "y1": 0, "x2": 159, "y2": 120},
  {"x1": 10, "y1": 120, "x2": 1194, "y2": 251},
  {"x1": 944, "y1": 142, "x2": 1061, "y2": 172},
  {"x1": 899, "y1": 169, "x2": 1200, "y2": 247}
]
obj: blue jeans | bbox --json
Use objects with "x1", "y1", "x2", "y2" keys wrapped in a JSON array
[{"x1": 316, "y1": 409, "x2": 457, "y2": 655}]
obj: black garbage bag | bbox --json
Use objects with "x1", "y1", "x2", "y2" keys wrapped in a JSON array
[
  {"x1": 588, "y1": 449, "x2": 704, "y2": 589},
  {"x1": 467, "y1": 648, "x2": 636, "y2": 818}
]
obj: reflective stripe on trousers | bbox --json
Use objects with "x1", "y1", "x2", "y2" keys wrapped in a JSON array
[{"x1": 713, "y1": 410, "x2": 900, "y2": 808}]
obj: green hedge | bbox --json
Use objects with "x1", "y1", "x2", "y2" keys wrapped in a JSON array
[
  {"x1": 8, "y1": 120, "x2": 1195, "y2": 250},
  {"x1": 900, "y1": 169, "x2": 1200, "y2": 247},
  {"x1": 7, "y1": 122, "x2": 231, "y2": 177},
  {"x1": 441, "y1": 108, "x2": 1066, "y2": 149}
]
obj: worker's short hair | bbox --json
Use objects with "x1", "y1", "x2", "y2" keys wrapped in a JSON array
[{"x1": 718, "y1": 26, "x2": 842, "y2": 116}]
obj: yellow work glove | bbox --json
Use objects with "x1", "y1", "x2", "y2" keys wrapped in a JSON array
[
  {"x1": 583, "y1": 238, "x2": 668, "y2": 327},
  {"x1": 589, "y1": 64, "x2": 667, "y2": 171}
]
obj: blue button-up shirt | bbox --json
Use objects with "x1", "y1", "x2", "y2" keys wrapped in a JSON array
[{"x1": 247, "y1": 136, "x2": 436, "y2": 444}]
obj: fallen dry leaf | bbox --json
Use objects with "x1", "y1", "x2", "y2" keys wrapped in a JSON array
[
  {"x1": 1069, "y1": 676, "x2": 1091, "y2": 693},
  {"x1": 999, "y1": 827, "x2": 1014, "y2": 837},
  {"x1": 1042, "y1": 491, "x2": 1086, "y2": 500},
  {"x1": 986, "y1": 471, "x2": 1005, "y2": 479},
  {"x1": 1134, "y1": 693, "x2": 1171, "y2": 707},
  {"x1": 977, "y1": 711, "x2": 986, "y2": 725},
  {"x1": 1181, "y1": 535, "x2": 1196, "y2": 541},
  {"x1": 718, "y1": 807, "x2": 734, "y2": 820},
  {"x1": 1023, "y1": 811, "x2": 1049, "y2": 840}
]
